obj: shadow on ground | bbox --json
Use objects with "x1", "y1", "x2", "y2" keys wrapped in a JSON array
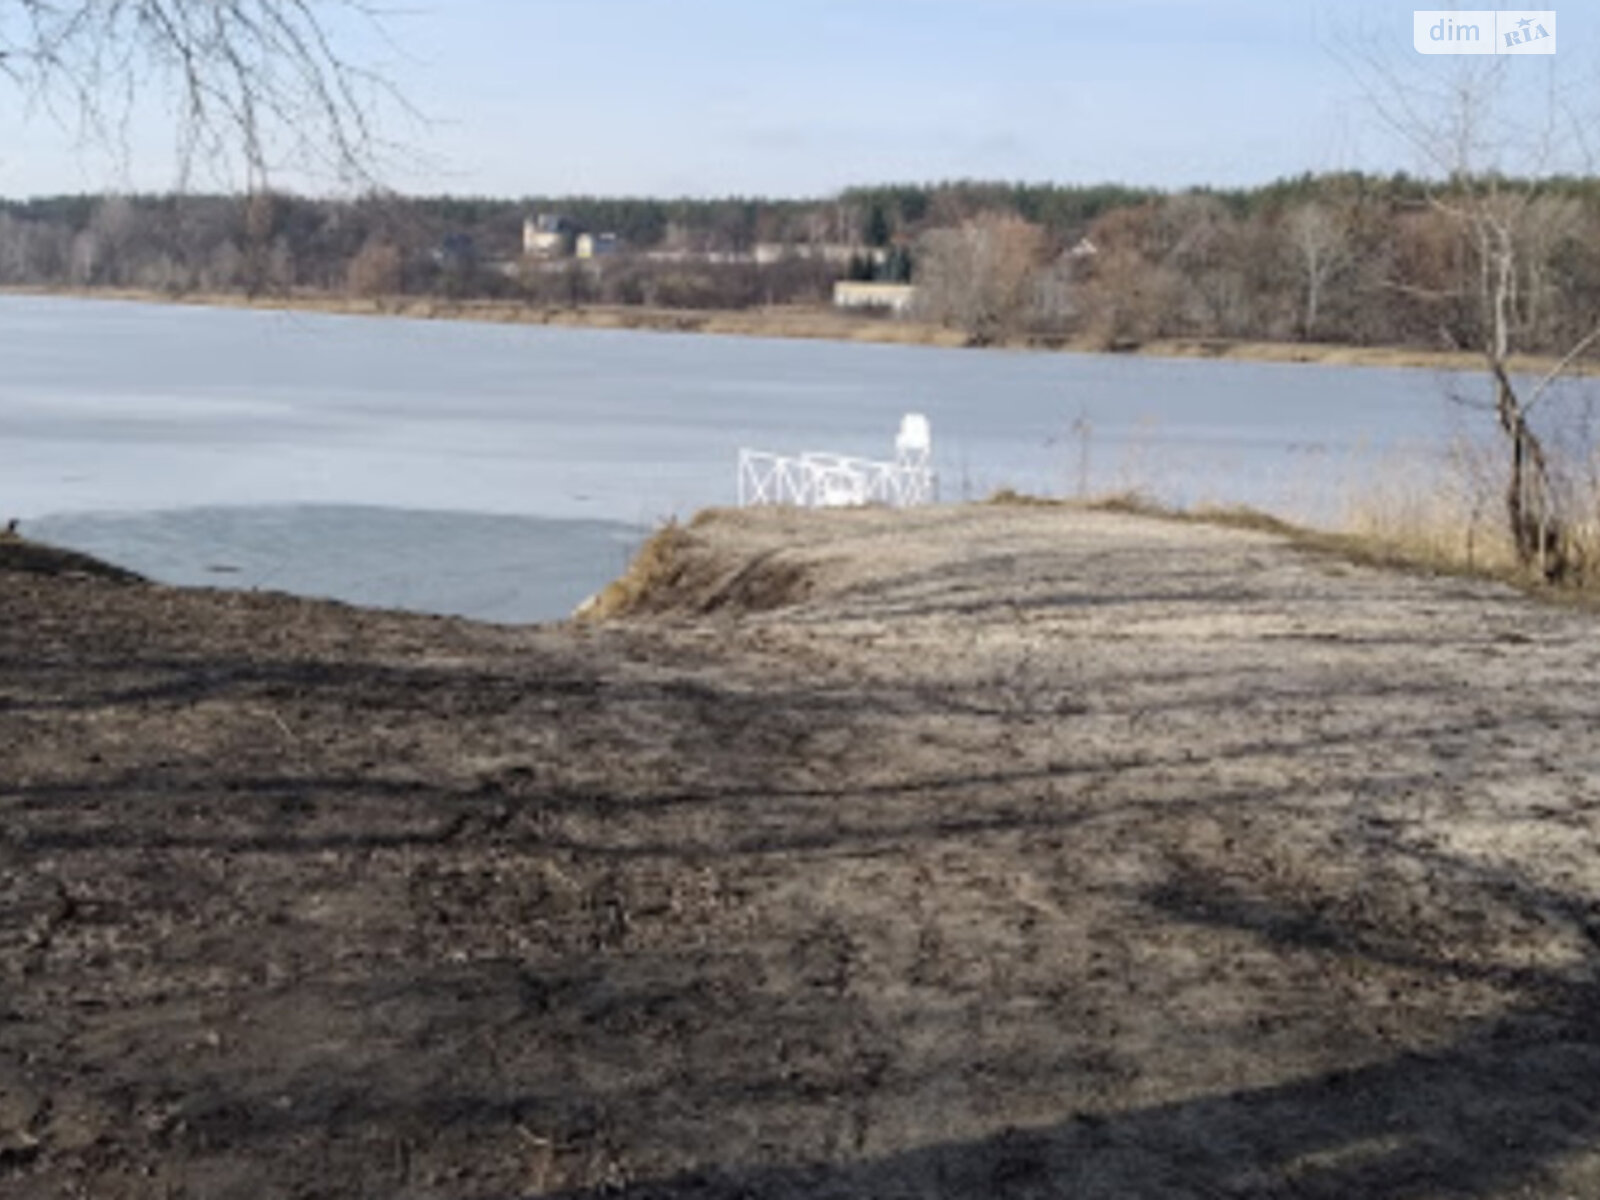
[{"x1": 4, "y1": 534, "x2": 1600, "y2": 1198}]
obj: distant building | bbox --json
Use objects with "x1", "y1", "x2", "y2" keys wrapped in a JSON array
[
  {"x1": 523, "y1": 213, "x2": 576, "y2": 258},
  {"x1": 642, "y1": 248, "x2": 749, "y2": 265},
  {"x1": 754, "y1": 242, "x2": 879, "y2": 267},
  {"x1": 576, "y1": 232, "x2": 622, "y2": 260},
  {"x1": 833, "y1": 281, "x2": 918, "y2": 316}
]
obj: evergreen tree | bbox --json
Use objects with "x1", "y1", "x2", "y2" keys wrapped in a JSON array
[{"x1": 865, "y1": 204, "x2": 892, "y2": 249}]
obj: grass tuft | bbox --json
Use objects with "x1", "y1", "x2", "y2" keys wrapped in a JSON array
[
  {"x1": 986, "y1": 487, "x2": 1065, "y2": 508},
  {"x1": 575, "y1": 514, "x2": 816, "y2": 620},
  {"x1": 573, "y1": 521, "x2": 694, "y2": 620}
]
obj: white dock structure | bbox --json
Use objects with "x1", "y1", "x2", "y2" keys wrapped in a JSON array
[{"x1": 738, "y1": 414, "x2": 936, "y2": 509}]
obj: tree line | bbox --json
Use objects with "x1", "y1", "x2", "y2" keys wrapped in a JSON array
[
  {"x1": 912, "y1": 173, "x2": 1600, "y2": 354},
  {"x1": 5, "y1": 175, "x2": 1600, "y2": 358}
]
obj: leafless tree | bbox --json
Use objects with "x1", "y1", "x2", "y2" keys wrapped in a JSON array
[
  {"x1": 0, "y1": 0, "x2": 397, "y2": 185},
  {"x1": 1285, "y1": 201, "x2": 1351, "y2": 340},
  {"x1": 1156, "y1": 192, "x2": 1247, "y2": 335},
  {"x1": 1360, "y1": 53, "x2": 1600, "y2": 578},
  {"x1": 345, "y1": 232, "x2": 398, "y2": 299},
  {"x1": 915, "y1": 212, "x2": 1047, "y2": 345}
]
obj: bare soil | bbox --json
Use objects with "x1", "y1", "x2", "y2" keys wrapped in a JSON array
[{"x1": 4, "y1": 506, "x2": 1600, "y2": 1199}]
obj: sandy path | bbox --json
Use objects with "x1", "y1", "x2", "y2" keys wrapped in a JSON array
[{"x1": 3, "y1": 506, "x2": 1600, "y2": 1198}]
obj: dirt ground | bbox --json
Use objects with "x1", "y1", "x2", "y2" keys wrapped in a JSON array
[{"x1": 4, "y1": 505, "x2": 1600, "y2": 1199}]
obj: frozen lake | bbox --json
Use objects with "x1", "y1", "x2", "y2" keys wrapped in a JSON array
[{"x1": 1, "y1": 294, "x2": 1495, "y2": 621}]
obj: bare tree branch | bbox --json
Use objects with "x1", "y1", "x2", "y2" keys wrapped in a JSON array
[
  {"x1": 1526, "y1": 322, "x2": 1600, "y2": 415},
  {"x1": 0, "y1": 0, "x2": 404, "y2": 186}
]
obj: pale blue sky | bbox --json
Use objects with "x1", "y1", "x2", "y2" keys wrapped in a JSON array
[{"x1": 1, "y1": 1, "x2": 1594, "y2": 197}]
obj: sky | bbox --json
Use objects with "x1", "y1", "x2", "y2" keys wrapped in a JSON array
[{"x1": 1, "y1": 1, "x2": 1596, "y2": 199}]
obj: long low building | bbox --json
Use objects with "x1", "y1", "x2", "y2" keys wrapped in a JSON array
[{"x1": 832, "y1": 281, "x2": 918, "y2": 316}]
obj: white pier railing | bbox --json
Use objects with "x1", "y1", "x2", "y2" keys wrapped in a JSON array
[{"x1": 738, "y1": 414, "x2": 936, "y2": 510}]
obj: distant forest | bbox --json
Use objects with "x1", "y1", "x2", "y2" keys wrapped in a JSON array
[{"x1": 5, "y1": 173, "x2": 1600, "y2": 354}]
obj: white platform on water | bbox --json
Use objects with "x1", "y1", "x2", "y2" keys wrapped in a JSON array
[{"x1": 738, "y1": 414, "x2": 937, "y2": 509}]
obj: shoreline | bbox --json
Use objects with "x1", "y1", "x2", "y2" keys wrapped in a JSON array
[
  {"x1": 5, "y1": 283, "x2": 1585, "y2": 376},
  {"x1": 7, "y1": 504, "x2": 1600, "y2": 1196}
]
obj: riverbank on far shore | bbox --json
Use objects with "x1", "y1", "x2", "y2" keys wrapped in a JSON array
[{"x1": 7, "y1": 284, "x2": 1590, "y2": 377}]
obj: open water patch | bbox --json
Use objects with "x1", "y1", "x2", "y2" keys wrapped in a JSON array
[{"x1": 26, "y1": 505, "x2": 647, "y2": 624}]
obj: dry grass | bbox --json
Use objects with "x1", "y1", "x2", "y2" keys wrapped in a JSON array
[
  {"x1": 1327, "y1": 446, "x2": 1600, "y2": 603},
  {"x1": 1326, "y1": 442, "x2": 1515, "y2": 576},
  {"x1": 985, "y1": 487, "x2": 1067, "y2": 507},
  {"x1": 574, "y1": 513, "x2": 816, "y2": 620},
  {"x1": 0, "y1": 536, "x2": 143, "y2": 583},
  {"x1": 592, "y1": 489, "x2": 1551, "y2": 625},
  {"x1": 1079, "y1": 489, "x2": 1523, "y2": 581},
  {"x1": 572, "y1": 521, "x2": 696, "y2": 621},
  {"x1": 1043, "y1": 430, "x2": 1600, "y2": 605}
]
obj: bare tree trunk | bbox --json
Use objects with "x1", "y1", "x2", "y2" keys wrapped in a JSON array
[
  {"x1": 1287, "y1": 202, "x2": 1348, "y2": 342},
  {"x1": 1489, "y1": 359, "x2": 1563, "y2": 576},
  {"x1": 1481, "y1": 215, "x2": 1564, "y2": 577}
]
